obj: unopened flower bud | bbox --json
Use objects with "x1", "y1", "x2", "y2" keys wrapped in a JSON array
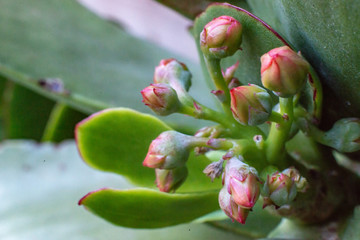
[
  {"x1": 219, "y1": 187, "x2": 250, "y2": 224},
  {"x1": 223, "y1": 158, "x2": 260, "y2": 209},
  {"x1": 230, "y1": 84, "x2": 272, "y2": 125},
  {"x1": 141, "y1": 83, "x2": 181, "y2": 116},
  {"x1": 262, "y1": 171, "x2": 297, "y2": 208},
  {"x1": 143, "y1": 131, "x2": 192, "y2": 169},
  {"x1": 223, "y1": 61, "x2": 240, "y2": 83},
  {"x1": 282, "y1": 167, "x2": 308, "y2": 192},
  {"x1": 200, "y1": 16, "x2": 242, "y2": 59},
  {"x1": 261, "y1": 46, "x2": 310, "y2": 97},
  {"x1": 154, "y1": 59, "x2": 192, "y2": 91},
  {"x1": 155, "y1": 166, "x2": 188, "y2": 193}
]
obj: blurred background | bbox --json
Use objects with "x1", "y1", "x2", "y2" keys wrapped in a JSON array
[{"x1": 79, "y1": 0, "x2": 199, "y2": 62}]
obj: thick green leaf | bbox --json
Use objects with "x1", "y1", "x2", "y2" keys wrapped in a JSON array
[
  {"x1": 248, "y1": 0, "x2": 360, "y2": 121},
  {"x1": 79, "y1": 188, "x2": 219, "y2": 228},
  {"x1": 0, "y1": 140, "x2": 246, "y2": 239},
  {"x1": 7, "y1": 84, "x2": 55, "y2": 140},
  {"x1": 0, "y1": 0, "x2": 210, "y2": 130},
  {"x1": 42, "y1": 103, "x2": 88, "y2": 142},
  {"x1": 76, "y1": 108, "x2": 221, "y2": 192},
  {"x1": 156, "y1": 0, "x2": 249, "y2": 19}
]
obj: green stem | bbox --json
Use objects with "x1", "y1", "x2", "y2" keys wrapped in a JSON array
[
  {"x1": 204, "y1": 57, "x2": 232, "y2": 117},
  {"x1": 179, "y1": 104, "x2": 230, "y2": 128},
  {"x1": 268, "y1": 111, "x2": 283, "y2": 123},
  {"x1": 265, "y1": 97, "x2": 294, "y2": 164}
]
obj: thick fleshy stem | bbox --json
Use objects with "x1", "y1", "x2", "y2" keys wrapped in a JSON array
[
  {"x1": 265, "y1": 97, "x2": 294, "y2": 165},
  {"x1": 204, "y1": 58, "x2": 232, "y2": 116}
]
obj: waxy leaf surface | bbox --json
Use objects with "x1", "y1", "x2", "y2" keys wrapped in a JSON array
[
  {"x1": 79, "y1": 188, "x2": 219, "y2": 228},
  {"x1": 76, "y1": 108, "x2": 222, "y2": 192}
]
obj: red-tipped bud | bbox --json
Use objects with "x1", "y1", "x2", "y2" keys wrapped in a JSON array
[
  {"x1": 154, "y1": 59, "x2": 192, "y2": 91},
  {"x1": 143, "y1": 131, "x2": 191, "y2": 169},
  {"x1": 223, "y1": 158, "x2": 260, "y2": 209},
  {"x1": 230, "y1": 84, "x2": 272, "y2": 125},
  {"x1": 260, "y1": 46, "x2": 310, "y2": 97},
  {"x1": 155, "y1": 166, "x2": 188, "y2": 193},
  {"x1": 219, "y1": 187, "x2": 250, "y2": 224},
  {"x1": 141, "y1": 83, "x2": 181, "y2": 116},
  {"x1": 223, "y1": 61, "x2": 240, "y2": 83},
  {"x1": 200, "y1": 16, "x2": 242, "y2": 59}
]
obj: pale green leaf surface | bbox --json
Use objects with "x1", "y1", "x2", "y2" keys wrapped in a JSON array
[
  {"x1": 76, "y1": 108, "x2": 222, "y2": 192},
  {"x1": 79, "y1": 188, "x2": 219, "y2": 228},
  {"x1": 0, "y1": 0, "x2": 211, "y2": 130},
  {"x1": 0, "y1": 140, "x2": 248, "y2": 239}
]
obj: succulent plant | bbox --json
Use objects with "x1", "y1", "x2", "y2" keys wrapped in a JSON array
[{"x1": 0, "y1": 1, "x2": 360, "y2": 239}]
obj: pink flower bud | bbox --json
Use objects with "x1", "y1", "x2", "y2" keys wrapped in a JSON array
[
  {"x1": 154, "y1": 59, "x2": 192, "y2": 91},
  {"x1": 155, "y1": 166, "x2": 188, "y2": 193},
  {"x1": 260, "y1": 46, "x2": 310, "y2": 97},
  {"x1": 230, "y1": 84, "x2": 272, "y2": 125},
  {"x1": 219, "y1": 187, "x2": 250, "y2": 224},
  {"x1": 143, "y1": 131, "x2": 191, "y2": 169},
  {"x1": 223, "y1": 158, "x2": 260, "y2": 209},
  {"x1": 200, "y1": 16, "x2": 242, "y2": 59},
  {"x1": 262, "y1": 171, "x2": 297, "y2": 208},
  {"x1": 141, "y1": 83, "x2": 181, "y2": 116}
]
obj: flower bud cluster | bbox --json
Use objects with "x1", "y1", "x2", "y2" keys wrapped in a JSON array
[
  {"x1": 219, "y1": 157, "x2": 260, "y2": 224},
  {"x1": 262, "y1": 167, "x2": 307, "y2": 209}
]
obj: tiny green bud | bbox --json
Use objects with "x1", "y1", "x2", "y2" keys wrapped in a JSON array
[
  {"x1": 155, "y1": 166, "x2": 188, "y2": 193},
  {"x1": 154, "y1": 59, "x2": 192, "y2": 91},
  {"x1": 143, "y1": 131, "x2": 192, "y2": 169},
  {"x1": 261, "y1": 46, "x2": 310, "y2": 97},
  {"x1": 262, "y1": 171, "x2": 297, "y2": 208},
  {"x1": 200, "y1": 16, "x2": 242, "y2": 59},
  {"x1": 230, "y1": 84, "x2": 272, "y2": 125},
  {"x1": 141, "y1": 83, "x2": 181, "y2": 116}
]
